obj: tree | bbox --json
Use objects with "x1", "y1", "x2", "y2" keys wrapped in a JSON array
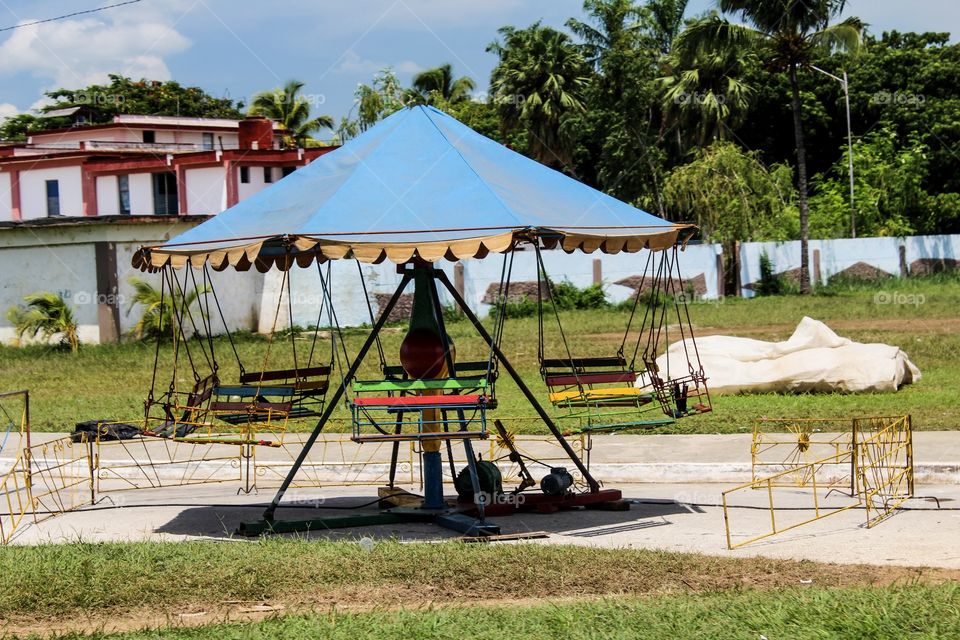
[
  {"x1": 660, "y1": 14, "x2": 755, "y2": 149},
  {"x1": 566, "y1": 0, "x2": 646, "y2": 71},
  {"x1": 488, "y1": 23, "x2": 590, "y2": 168},
  {"x1": 679, "y1": 1, "x2": 863, "y2": 293},
  {"x1": 646, "y1": 0, "x2": 691, "y2": 56},
  {"x1": 662, "y1": 141, "x2": 798, "y2": 246},
  {"x1": 6, "y1": 292, "x2": 79, "y2": 352},
  {"x1": 352, "y1": 68, "x2": 409, "y2": 134},
  {"x1": 564, "y1": 1, "x2": 667, "y2": 209},
  {"x1": 409, "y1": 64, "x2": 476, "y2": 105},
  {"x1": 0, "y1": 113, "x2": 42, "y2": 141},
  {"x1": 1, "y1": 74, "x2": 245, "y2": 141},
  {"x1": 248, "y1": 80, "x2": 334, "y2": 147},
  {"x1": 126, "y1": 278, "x2": 207, "y2": 341},
  {"x1": 809, "y1": 128, "x2": 924, "y2": 238},
  {"x1": 45, "y1": 74, "x2": 244, "y2": 120}
]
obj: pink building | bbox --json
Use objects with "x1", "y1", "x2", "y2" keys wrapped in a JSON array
[{"x1": 0, "y1": 114, "x2": 336, "y2": 221}]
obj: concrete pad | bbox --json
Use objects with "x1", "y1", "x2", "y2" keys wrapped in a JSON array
[{"x1": 9, "y1": 481, "x2": 959, "y2": 570}]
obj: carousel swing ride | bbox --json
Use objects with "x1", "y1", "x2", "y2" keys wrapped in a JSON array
[{"x1": 131, "y1": 105, "x2": 711, "y2": 537}]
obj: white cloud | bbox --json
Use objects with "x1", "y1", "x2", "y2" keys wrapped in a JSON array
[
  {"x1": 0, "y1": 14, "x2": 191, "y2": 89},
  {"x1": 335, "y1": 49, "x2": 422, "y2": 76},
  {"x1": 0, "y1": 103, "x2": 18, "y2": 122}
]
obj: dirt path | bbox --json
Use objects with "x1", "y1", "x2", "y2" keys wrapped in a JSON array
[
  {"x1": 4, "y1": 560, "x2": 958, "y2": 637},
  {"x1": 589, "y1": 315, "x2": 960, "y2": 343}
]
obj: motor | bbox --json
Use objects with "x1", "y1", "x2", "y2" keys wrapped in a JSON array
[{"x1": 540, "y1": 467, "x2": 574, "y2": 496}]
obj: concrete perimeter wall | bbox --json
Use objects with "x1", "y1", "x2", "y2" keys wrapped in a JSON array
[{"x1": 2, "y1": 219, "x2": 959, "y2": 345}]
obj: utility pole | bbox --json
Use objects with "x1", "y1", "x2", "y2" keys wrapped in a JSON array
[{"x1": 811, "y1": 65, "x2": 856, "y2": 238}]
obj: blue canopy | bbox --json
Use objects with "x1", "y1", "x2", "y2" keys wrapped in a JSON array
[{"x1": 135, "y1": 106, "x2": 691, "y2": 271}]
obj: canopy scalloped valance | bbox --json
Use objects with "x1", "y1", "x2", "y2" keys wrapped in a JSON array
[{"x1": 132, "y1": 225, "x2": 694, "y2": 272}]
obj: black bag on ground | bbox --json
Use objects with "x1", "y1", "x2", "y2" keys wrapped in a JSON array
[{"x1": 72, "y1": 420, "x2": 142, "y2": 442}]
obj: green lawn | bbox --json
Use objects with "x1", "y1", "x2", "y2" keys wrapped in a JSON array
[
  {"x1": 0, "y1": 540, "x2": 952, "y2": 637},
  {"x1": 55, "y1": 585, "x2": 960, "y2": 640},
  {"x1": 1, "y1": 274, "x2": 957, "y2": 433}
]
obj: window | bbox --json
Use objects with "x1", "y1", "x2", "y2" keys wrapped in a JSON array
[
  {"x1": 45, "y1": 180, "x2": 60, "y2": 216},
  {"x1": 239, "y1": 166, "x2": 250, "y2": 184},
  {"x1": 151, "y1": 172, "x2": 178, "y2": 215},
  {"x1": 263, "y1": 167, "x2": 273, "y2": 183},
  {"x1": 281, "y1": 166, "x2": 296, "y2": 178},
  {"x1": 117, "y1": 175, "x2": 130, "y2": 215},
  {"x1": 142, "y1": 130, "x2": 156, "y2": 144},
  {"x1": 202, "y1": 132, "x2": 214, "y2": 150}
]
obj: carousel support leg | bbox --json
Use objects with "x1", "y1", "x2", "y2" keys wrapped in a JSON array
[
  {"x1": 387, "y1": 410, "x2": 404, "y2": 488},
  {"x1": 258, "y1": 271, "x2": 413, "y2": 523},
  {"x1": 422, "y1": 449, "x2": 445, "y2": 509}
]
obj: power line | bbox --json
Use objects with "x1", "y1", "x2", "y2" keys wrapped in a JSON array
[{"x1": 0, "y1": 0, "x2": 143, "y2": 33}]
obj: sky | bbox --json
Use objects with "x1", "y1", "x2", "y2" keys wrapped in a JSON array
[{"x1": 0, "y1": 0, "x2": 958, "y2": 127}]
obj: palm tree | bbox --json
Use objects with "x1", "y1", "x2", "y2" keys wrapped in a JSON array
[
  {"x1": 488, "y1": 23, "x2": 590, "y2": 168},
  {"x1": 248, "y1": 80, "x2": 334, "y2": 147},
  {"x1": 679, "y1": 0, "x2": 863, "y2": 293},
  {"x1": 410, "y1": 64, "x2": 476, "y2": 105},
  {"x1": 126, "y1": 278, "x2": 208, "y2": 340},
  {"x1": 660, "y1": 21, "x2": 755, "y2": 148},
  {"x1": 6, "y1": 292, "x2": 79, "y2": 352},
  {"x1": 647, "y1": 0, "x2": 691, "y2": 56},
  {"x1": 566, "y1": 0, "x2": 646, "y2": 71}
]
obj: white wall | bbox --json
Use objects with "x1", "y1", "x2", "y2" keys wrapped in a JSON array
[
  {"x1": 30, "y1": 127, "x2": 239, "y2": 149},
  {"x1": 0, "y1": 242, "x2": 99, "y2": 345},
  {"x1": 95, "y1": 175, "x2": 120, "y2": 216},
  {"x1": 128, "y1": 173, "x2": 155, "y2": 215},
  {"x1": 0, "y1": 172, "x2": 11, "y2": 220},
  {"x1": 184, "y1": 166, "x2": 226, "y2": 215},
  {"x1": 739, "y1": 234, "x2": 960, "y2": 296},
  {"x1": 269, "y1": 243, "x2": 723, "y2": 335},
  {"x1": 19, "y1": 166, "x2": 82, "y2": 218},
  {"x1": 0, "y1": 219, "x2": 264, "y2": 346},
  {"x1": 237, "y1": 165, "x2": 273, "y2": 201},
  {"x1": 113, "y1": 243, "x2": 262, "y2": 336}
]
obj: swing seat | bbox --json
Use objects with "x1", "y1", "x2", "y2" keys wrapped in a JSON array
[
  {"x1": 541, "y1": 358, "x2": 652, "y2": 408},
  {"x1": 349, "y1": 374, "x2": 491, "y2": 443},
  {"x1": 238, "y1": 365, "x2": 330, "y2": 393},
  {"x1": 548, "y1": 386, "x2": 653, "y2": 407},
  {"x1": 211, "y1": 366, "x2": 331, "y2": 425},
  {"x1": 210, "y1": 384, "x2": 297, "y2": 425}
]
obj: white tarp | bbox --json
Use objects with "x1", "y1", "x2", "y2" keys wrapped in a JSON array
[{"x1": 656, "y1": 316, "x2": 921, "y2": 394}]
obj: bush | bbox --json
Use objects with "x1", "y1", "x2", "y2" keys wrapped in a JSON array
[
  {"x1": 6, "y1": 292, "x2": 79, "y2": 352},
  {"x1": 754, "y1": 252, "x2": 785, "y2": 296},
  {"x1": 489, "y1": 280, "x2": 610, "y2": 321}
]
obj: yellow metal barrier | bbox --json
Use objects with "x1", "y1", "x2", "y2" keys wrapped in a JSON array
[
  {"x1": 725, "y1": 415, "x2": 914, "y2": 549},
  {"x1": 0, "y1": 390, "x2": 32, "y2": 544},
  {"x1": 723, "y1": 449, "x2": 859, "y2": 549},
  {"x1": 752, "y1": 418, "x2": 855, "y2": 491},
  {"x1": 856, "y1": 416, "x2": 913, "y2": 527}
]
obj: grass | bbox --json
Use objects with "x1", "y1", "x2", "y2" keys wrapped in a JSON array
[
  {"x1": 50, "y1": 584, "x2": 960, "y2": 640},
  {"x1": 0, "y1": 539, "x2": 954, "y2": 636},
  {"x1": 1, "y1": 274, "x2": 958, "y2": 433}
]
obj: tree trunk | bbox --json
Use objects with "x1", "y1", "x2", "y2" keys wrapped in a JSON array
[{"x1": 789, "y1": 64, "x2": 812, "y2": 294}]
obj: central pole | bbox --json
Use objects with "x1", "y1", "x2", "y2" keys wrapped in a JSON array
[{"x1": 402, "y1": 265, "x2": 448, "y2": 509}]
